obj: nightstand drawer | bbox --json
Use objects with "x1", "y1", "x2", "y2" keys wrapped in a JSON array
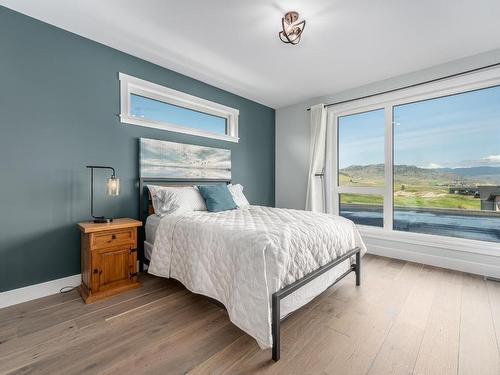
[{"x1": 91, "y1": 228, "x2": 135, "y2": 249}]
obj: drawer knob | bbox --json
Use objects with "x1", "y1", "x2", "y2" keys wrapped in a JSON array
[{"x1": 111, "y1": 234, "x2": 117, "y2": 240}]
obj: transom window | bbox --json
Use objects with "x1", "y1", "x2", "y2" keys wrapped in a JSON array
[
  {"x1": 119, "y1": 73, "x2": 239, "y2": 142},
  {"x1": 329, "y1": 68, "x2": 500, "y2": 244}
]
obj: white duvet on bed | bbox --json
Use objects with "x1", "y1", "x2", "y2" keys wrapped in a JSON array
[{"x1": 148, "y1": 205, "x2": 366, "y2": 348}]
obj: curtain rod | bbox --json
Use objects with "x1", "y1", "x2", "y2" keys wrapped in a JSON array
[{"x1": 306, "y1": 62, "x2": 500, "y2": 111}]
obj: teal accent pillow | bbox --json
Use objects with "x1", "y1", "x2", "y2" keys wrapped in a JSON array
[{"x1": 197, "y1": 184, "x2": 237, "y2": 212}]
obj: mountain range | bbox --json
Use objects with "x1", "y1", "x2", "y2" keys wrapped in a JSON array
[
  {"x1": 433, "y1": 166, "x2": 500, "y2": 177},
  {"x1": 340, "y1": 164, "x2": 500, "y2": 185}
]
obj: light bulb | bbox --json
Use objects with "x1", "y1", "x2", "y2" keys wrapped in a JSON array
[{"x1": 107, "y1": 176, "x2": 120, "y2": 196}]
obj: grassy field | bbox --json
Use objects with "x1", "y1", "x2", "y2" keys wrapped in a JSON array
[
  {"x1": 339, "y1": 173, "x2": 482, "y2": 211},
  {"x1": 341, "y1": 191, "x2": 480, "y2": 211},
  {"x1": 394, "y1": 185, "x2": 480, "y2": 210}
]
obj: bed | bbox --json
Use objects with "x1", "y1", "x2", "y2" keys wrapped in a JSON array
[
  {"x1": 137, "y1": 138, "x2": 365, "y2": 361},
  {"x1": 139, "y1": 177, "x2": 365, "y2": 361}
]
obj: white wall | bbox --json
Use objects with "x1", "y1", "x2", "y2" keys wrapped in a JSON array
[
  {"x1": 275, "y1": 100, "x2": 314, "y2": 209},
  {"x1": 275, "y1": 48, "x2": 500, "y2": 277}
]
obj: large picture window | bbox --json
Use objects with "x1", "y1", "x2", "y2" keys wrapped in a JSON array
[
  {"x1": 329, "y1": 69, "x2": 500, "y2": 245},
  {"x1": 393, "y1": 86, "x2": 500, "y2": 242}
]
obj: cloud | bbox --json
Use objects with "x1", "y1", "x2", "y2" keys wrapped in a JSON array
[
  {"x1": 421, "y1": 163, "x2": 443, "y2": 169},
  {"x1": 483, "y1": 155, "x2": 500, "y2": 162},
  {"x1": 422, "y1": 155, "x2": 500, "y2": 169},
  {"x1": 457, "y1": 155, "x2": 500, "y2": 168}
]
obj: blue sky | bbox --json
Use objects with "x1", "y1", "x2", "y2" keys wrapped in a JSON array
[
  {"x1": 338, "y1": 85, "x2": 500, "y2": 169},
  {"x1": 338, "y1": 109, "x2": 385, "y2": 169},
  {"x1": 131, "y1": 94, "x2": 227, "y2": 135}
]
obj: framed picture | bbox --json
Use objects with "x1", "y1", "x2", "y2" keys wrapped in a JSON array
[{"x1": 139, "y1": 138, "x2": 231, "y2": 179}]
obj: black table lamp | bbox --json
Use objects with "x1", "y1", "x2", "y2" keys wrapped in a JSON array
[{"x1": 86, "y1": 165, "x2": 120, "y2": 223}]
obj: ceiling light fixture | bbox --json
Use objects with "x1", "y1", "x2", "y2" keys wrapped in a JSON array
[{"x1": 279, "y1": 11, "x2": 306, "y2": 45}]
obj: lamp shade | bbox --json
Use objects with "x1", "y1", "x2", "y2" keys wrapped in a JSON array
[{"x1": 107, "y1": 176, "x2": 120, "y2": 196}]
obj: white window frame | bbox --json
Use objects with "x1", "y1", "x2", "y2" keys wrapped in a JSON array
[
  {"x1": 327, "y1": 66, "x2": 500, "y2": 256},
  {"x1": 119, "y1": 73, "x2": 239, "y2": 143}
]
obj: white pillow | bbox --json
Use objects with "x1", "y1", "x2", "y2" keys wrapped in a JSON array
[
  {"x1": 228, "y1": 184, "x2": 250, "y2": 208},
  {"x1": 148, "y1": 185, "x2": 207, "y2": 216},
  {"x1": 148, "y1": 186, "x2": 181, "y2": 216}
]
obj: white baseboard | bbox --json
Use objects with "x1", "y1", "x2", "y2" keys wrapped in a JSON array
[
  {"x1": 0, "y1": 274, "x2": 81, "y2": 309},
  {"x1": 364, "y1": 236, "x2": 500, "y2": 279},
  {"x1": 1, "y1": 262, "x2": 147, "y2": 309}
]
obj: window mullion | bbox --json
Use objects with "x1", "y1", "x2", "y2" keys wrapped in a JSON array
[
  {"x1": 331, "y1": 113, "x2": 339, "y2": 215},
  {"x1": 383, "y1": 104, "x2": 394, "y2": 230},
  {"x1": 337, "y1": 186, "x2": 385, "y2": 195}
]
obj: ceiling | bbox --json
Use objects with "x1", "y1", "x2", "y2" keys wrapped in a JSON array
[{"x1": 3, "y1": 0, "x2": 500, "y2": 108}]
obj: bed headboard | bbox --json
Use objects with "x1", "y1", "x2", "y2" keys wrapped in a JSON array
[{"x1": 138, "y1": 138, "x2": 232, "y2": 269}]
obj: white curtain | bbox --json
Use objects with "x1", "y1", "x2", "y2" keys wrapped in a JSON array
[{"x1": 305, "y1": 104, "x2": 327, "y2": 212}]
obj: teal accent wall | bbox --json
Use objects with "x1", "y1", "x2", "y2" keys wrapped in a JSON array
[{"x1": 0, "y1": 7, "x2": 275, "y2": 292}]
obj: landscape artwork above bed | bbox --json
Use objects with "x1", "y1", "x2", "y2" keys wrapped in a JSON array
[{"x1": 140, "y1": 138, "x2": 231, "y2": 179}]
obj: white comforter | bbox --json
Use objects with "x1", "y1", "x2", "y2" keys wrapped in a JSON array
[{"x1": 148, "y1": 206, "x2": 366, "y2": 348}]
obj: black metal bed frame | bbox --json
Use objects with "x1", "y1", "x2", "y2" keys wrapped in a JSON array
[
  {"x1": 271, "y1": 247, "x2": 361, "y2": 361},
  {"x1": 138, "y1": 177, "x2": 362, "y2": 362}
]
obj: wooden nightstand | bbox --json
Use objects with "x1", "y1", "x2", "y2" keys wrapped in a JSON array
[{"x1": 77, "y1": 218, "x2": 142, "y2": 304}]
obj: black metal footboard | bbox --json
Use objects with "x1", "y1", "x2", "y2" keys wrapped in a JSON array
[{"x1": 271, "y1": 247, "x2": 361, "y2": 361}]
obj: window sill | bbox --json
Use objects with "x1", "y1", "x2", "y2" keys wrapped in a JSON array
[
  {"x1": 358, "y1": 225, "x2": 500, "y2": 258},
  {"x1": 120, "y1": 115, "x2": 239, "y2": 143}
]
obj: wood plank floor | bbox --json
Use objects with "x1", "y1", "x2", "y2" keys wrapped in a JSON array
[{"x1": 1, "y1": 254, "x2": 499, "y2": 375}]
